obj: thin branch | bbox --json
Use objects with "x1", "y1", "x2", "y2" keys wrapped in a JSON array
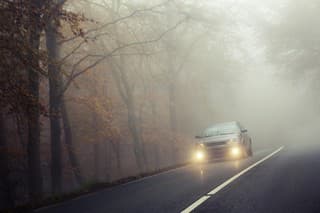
[
  {"x1": 60, "y1": 40, "x2": 87, "y2": 63},
  {"x1": 60, "y1": 0, "x2": 173, "y2": 44},
  {"x1": 61, "y1": 16, "x2": 187, "y2": 95}
]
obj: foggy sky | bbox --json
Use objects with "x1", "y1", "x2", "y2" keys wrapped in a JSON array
[{"x1": 186, "y1": 0, "x2": 320, "y2": 148}]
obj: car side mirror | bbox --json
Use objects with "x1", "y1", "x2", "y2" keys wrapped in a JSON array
[{"x1": 241, "y1": 129, "x2": 248, "y2": 133}]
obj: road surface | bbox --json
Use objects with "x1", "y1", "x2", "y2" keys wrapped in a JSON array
[{"x1": 36, "y1": 142, "x2": 320, "y2": 213}]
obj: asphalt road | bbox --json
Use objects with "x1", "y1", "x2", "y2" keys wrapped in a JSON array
[{"x1": 36, "y1": 142, "x2": 320, "y2": 213}]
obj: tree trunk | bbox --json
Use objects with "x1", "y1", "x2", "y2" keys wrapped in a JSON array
[
  {"x1": 168, "y1": 81, "x2": 178, "y2": 163},
  {"x1": 46, "y1": 16, "x2": 62, "y2": 194},
  {"x1": 110, "y1": 63, "x2": 145, "y2": 173},
  {"x1": 61, "y1": 101, "x2": 83, "y2": 185},
  {"x1": 93, "y1": 142, "x2": 100, "y2": 180},
  {"x1": 114, "y1": 144, "x2": 122, "y2": 177},
  {"x1": 104, "y1": 142, "x2": 111, "y2": 182},
  {"x1": 27, "y1": 0, "x2": 43, "y2": 200},
  {"x1": 138, "y1": 102, "x2": 149, "y2": 172},
  {"x1": 127, "y1": 98, "x2": 145, "y2": 173},
  {"x1": 90, "y1": 82, "x2": 101, "y2": 181},
  {"x1": 0, "y1": 113, "x2": 14, "y2": 208},
  {"x1": 110, "y1": 0, "x2": 145, "y2": 173},
  {"x1": 108, "y1": 140, "x2": 121, "y2": 179},
  {"x1": 102, "y1": 81, "x2": 113, "y2": 181},
  {"x1": 153, "y1": 143, "x2": 160, "y2": 171},
  {"x1": 150, "y1": 94, "x2": 160, "y2": 171}
]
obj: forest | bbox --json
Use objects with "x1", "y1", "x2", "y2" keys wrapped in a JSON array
[{"x1": 1, "y1": 0, "x2": 320, "y2": 210}]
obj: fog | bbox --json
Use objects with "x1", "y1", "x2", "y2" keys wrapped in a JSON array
[
  {"x1": 171, "y1": 0, "x2": 320, "y2": 148},
  {"x1": 2, "y1": 0, "x2": 320, "y2": 208}
]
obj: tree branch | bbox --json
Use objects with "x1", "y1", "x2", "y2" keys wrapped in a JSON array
[
  {"x1": 59, "y1": 0, "x2": 173, "y2": 44},
  {"x1": 61, "y1": 16, "x2": 187, "y2": 94}
]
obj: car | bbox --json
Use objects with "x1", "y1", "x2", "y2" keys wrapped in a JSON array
[{"x1": 194, "y1": 121, "x2": 252, "y2": 162}]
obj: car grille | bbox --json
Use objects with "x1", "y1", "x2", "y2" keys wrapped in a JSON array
[
  {"x1": 205, "y1": 141, "x2": 227, "y2": 146},
  {"x1": 207, "y1": 147, "x2": 230, "y2": 158}
]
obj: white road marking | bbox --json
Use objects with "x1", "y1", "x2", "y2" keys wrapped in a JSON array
[
  {"x1": 182, "y1": 195, "x2": 210, "y2": 213},
  {"x1": 181, "y1": 146, "x2": 284, "y2": 213}
]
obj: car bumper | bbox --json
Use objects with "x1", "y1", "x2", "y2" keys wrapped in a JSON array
[{"x1": 194, "y1": 145, "x2": 244, "y2": 162}]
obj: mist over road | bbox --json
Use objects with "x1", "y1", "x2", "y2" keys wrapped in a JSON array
[{"x1": 36, "y1": 142, "x2": 320, "y2": 213}]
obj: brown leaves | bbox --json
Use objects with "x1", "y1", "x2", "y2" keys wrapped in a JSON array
[
  {"x1": 0, "y1": 1, "x2": 88, "y2": 117},
  {"x1": 59, "y1": 10, "x2": 94, "y2": 40},
  {"x1": 0, "y1": 1, "x2": 43, "y2": 112}
]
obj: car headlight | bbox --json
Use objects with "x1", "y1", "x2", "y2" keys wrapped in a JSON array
[
  {"x1": 230, "y1": 146, "x2": 241, "y2": 156},
  {"x1": 195, "y1": 150, "x2": 205, "y2": 160}
]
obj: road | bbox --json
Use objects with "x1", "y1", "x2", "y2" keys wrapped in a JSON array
[{"x1": 36, "y1": 142, "x2": 320, "y2": 213}]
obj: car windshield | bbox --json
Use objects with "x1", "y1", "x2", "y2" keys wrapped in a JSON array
[{"x1": 200, "y1": 123, "x2": 240, "y2": 137}]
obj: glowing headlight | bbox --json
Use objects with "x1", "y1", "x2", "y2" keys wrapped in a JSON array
[
  {"x1": 195, "y1": 151, "x2": 205, "y2": 160},
  {"x1": 231, "y1": 146, "x2": 241, "y2": 156}
]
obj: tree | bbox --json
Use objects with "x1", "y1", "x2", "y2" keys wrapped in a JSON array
[
  {"x1": 61, "y1": 0, "x2": 188, "y2": 173},
  {"x1": 45, "y1": 0, "x2": 86, "y2": 192},
  {"x1": 27, "y1": 0, "x2": 45, "y2": 201},
  {"x1": 1, "y1": 0, "x2": 47, "y2": 202},
  {"x1": 46, "y1": 1, "x2": 64, "y2": 194},
  {"x1": 0, "y1": 113, "x2": 14, "y2": 208}
]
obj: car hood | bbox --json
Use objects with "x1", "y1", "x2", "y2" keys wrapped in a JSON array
[{"x1": 198, "y1": 133, "x2": 239, "y2": 144}]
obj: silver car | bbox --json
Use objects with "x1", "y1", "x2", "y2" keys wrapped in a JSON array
[{"x1": 194, "y1": 121, "x2": 252, "y2": 162}]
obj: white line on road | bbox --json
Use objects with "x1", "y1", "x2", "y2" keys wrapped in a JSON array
[{"x1": 181, "y1": 146, "x2": 284, "y2": 213}]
